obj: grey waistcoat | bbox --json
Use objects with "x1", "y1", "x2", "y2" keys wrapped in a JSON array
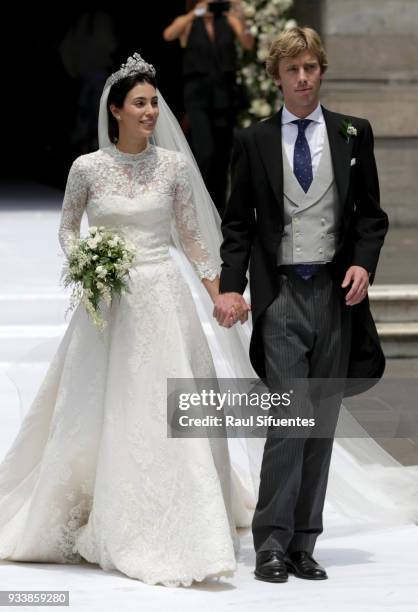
[{"x1": 277, "y1": 129, "x2": 343, "y2": 265}]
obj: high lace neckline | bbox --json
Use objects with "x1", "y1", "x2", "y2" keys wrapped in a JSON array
[{"x1": 109, "y1": 141, "x2": 152, "y2": 162}]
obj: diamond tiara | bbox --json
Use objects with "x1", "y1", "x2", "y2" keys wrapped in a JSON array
[{"x1": 106, "y1": 52, "x2": 156, "y2": 87}]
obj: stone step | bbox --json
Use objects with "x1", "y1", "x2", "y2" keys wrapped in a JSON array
[
  {"x1": 376, "y1": 322, "x2": 418, "y2": 358},
  {"x1": 369, "y1": 285, "x2": 418, "y2": 323}
]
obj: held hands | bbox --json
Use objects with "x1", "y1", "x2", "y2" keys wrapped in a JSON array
[
  {"x1": 213, "y1": 292, "x2": 251, "y2": 328},
  {"x1": 342, "y1": 266, "x2": 370, "y2": 306}
]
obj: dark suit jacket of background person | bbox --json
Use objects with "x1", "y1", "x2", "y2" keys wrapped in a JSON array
[{"x1": 219, "y1": 106, "x2": 389, "y2": 397}]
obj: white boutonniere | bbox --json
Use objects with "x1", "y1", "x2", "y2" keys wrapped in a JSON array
[{"x1": 340, "y1": 119, "x2": 357, "y2": 143}]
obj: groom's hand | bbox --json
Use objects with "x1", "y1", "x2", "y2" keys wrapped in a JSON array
[
  {"x1": 342, "y1": 266, "x2": 370, "y2": 306},
  {"x1": 213, "y1": 293, "x2": 251, "y2": 328}
]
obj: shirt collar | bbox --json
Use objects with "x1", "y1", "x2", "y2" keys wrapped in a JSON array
[{"x1": 282, "y1": 102, "x2": 324, "y2": 125}]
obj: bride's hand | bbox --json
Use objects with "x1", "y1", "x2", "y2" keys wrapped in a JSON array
[
  {"x1": 236, "y1": 302, "x2": 251, "y2": 324},
  {"x1": 213, "y1": 292, "x2": 251, "y2": 327}
]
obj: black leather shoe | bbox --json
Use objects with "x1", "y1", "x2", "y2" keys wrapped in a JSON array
[
  {"x1": 285, "y1": 551, "x2": 328, "y2": 580},
  {"x1": 254, "y1": 550, "x2": 288, "y2": 583}
]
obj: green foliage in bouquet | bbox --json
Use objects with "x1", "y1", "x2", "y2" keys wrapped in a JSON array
[
  {"x1": 62, "y1": 226, "x2": 136, "y2": 330},
  {"x1": 236, "y1": 0, "x2": 296, "y2": 127}
]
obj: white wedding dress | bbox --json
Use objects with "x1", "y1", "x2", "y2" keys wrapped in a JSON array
[{"x1": 0, "y1": 142, "x2": 243, "y2": 586}]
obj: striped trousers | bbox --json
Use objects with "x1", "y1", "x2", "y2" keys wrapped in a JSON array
[{"x1": 252, "y1": 264, "x2": 352, "y2": 554}]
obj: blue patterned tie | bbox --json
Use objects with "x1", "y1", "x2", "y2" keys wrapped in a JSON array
[
  {"x1": 291, "y1": 119, "x2": 317, "y2": 279},
  {"x1": 292, "y1": 119, "x2": 313, "y2": 192}
]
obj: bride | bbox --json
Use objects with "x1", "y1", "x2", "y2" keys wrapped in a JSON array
[
  {"x1": 0, "y1": 52, "x2": 417, "y2": 588},
  {"x1": 0, "y1": 53, "x2": 250, "y2": 587}
]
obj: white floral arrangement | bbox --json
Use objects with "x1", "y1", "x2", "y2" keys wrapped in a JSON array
[
  {"x1": 62, "y1": 226, "x2": 136, "y2": 330},
  {"x1": 237, "y1": 0, "x2": 296, "y2": 126}
]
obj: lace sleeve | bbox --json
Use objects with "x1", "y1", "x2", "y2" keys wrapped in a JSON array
[
  {"x1": 58, "y1": 157, "x2": 89, "y2": 258},
  {"x1": 173, "y1": 156, "x2": 219, "y2": 281}
]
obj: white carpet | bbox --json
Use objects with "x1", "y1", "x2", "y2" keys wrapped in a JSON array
[{"x1": 0, "y1": 524, "x2": 417, "y2": 612}]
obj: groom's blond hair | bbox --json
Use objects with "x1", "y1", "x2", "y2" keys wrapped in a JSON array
[{"x1": 266, "y1": 27, "x2": 328, "y2": 82}]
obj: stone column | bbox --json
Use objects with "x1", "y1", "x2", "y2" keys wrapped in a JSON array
[{"x1": 315, "y1": 0, "x2": 418, "y2": 225}]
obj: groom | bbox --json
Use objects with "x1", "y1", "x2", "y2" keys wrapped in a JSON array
[{"x1": 214, "y1": 27, "x2": 388, "y2": 582}]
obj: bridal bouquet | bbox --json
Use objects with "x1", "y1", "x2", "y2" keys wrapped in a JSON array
[{"x1": 62, "y1": 226, "x2": 136, "y2": 330}]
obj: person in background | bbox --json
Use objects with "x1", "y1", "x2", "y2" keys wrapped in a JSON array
[
  {"x1": 59, "y1": 10, "x2": 117, "y2": 154},
  {"x1": 163, "y1": 0, "x2": 253, "y2": 216}
]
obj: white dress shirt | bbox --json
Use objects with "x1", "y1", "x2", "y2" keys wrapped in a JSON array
[{"x1": 281, "y1": 103, "x2": 325, "y2": 177}]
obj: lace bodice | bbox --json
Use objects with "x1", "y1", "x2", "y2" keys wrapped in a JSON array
[{"x1": 58, "y1": 143, "x2": 218, "y2": 280}]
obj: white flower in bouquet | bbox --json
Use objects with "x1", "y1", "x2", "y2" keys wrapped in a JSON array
[
  {"x1": 273, "y1": 0, "x2": 293, "y2": 9},
  {"x1": 285, "y1": 18, "x2": 297, "y2": 29},
  {"x1": 108, "y1": 235, "x2": 121, "y2": 248},
  {"x1": 260, "y1": 102, "x2": 272, "y2": 117},
  {"x1": 62, "y1": 227, "x2": 136, "y2": 331},
  {"x1": 260, "y1": 78, "x2": 272, "y2": 92},
  {"x1": 249, "y1": 99, "x2": 263, "y2": 115},
  {"x1": 257, "y1": 47, "x2": 269, "y2": 62},
  {"x1": 250, "y1": 99, "x2": 272, "y2": 117},
  {"x1": 95, "y1": 265, "x2": 108, "y2": 279},
  {"x1": 244, "y1": 5, "x2": 256, "y2": 18}
]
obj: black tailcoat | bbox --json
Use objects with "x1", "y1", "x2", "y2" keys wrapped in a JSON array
[{"x1": 219, "y1": 106, "x2": 389, "y2": 396}]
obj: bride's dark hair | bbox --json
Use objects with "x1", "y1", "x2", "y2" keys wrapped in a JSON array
[{"x1": 107, "y1": 73, "x2": 158, "y2": 143}]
